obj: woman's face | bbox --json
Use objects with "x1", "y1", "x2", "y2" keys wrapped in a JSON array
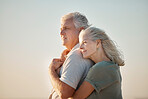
[{"x1": 79, "y1": 35, "x2": 98, "y2": 58}]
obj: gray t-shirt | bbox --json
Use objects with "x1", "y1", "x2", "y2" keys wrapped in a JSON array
[
  {"x1": 85, "y1": 61, "x2": 122, "y2": 99},
  {"x1": 51, "y1": 44, "x2": 94, "y2": 99}
]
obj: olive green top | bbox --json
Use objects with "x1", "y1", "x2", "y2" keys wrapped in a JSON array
[{"x1": 85, "y1": 61, "x2": 122, "y2": 99}]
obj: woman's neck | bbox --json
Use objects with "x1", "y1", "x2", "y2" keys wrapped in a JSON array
[{"x1": 90, "y1": 46, "x2": 110, "y2": 63}]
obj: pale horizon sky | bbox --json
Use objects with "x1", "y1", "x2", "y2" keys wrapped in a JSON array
[{"x1": 0, "y1": 0, "x2": 148, "y2": 99}]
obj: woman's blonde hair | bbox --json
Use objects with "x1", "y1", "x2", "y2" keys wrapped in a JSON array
[{"x1": 80, "y1": 27, "x2": 125, "y2": 66}]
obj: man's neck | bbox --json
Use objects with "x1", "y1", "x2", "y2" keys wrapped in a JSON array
[{"x1": 67, "y1": 43, "x2": 79, "y2": 51}]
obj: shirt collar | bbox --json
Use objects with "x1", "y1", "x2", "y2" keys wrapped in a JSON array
[
  {"x1": 66, "y1": 43, "x2": 80, "y2": 57},
  {"x1": 71, "y1": 43, "x2": 79, "y2": 51}
]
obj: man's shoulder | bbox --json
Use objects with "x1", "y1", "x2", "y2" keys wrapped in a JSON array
[
  {"x1": 65, "y1": 48, "x2": 94, "y2": 66},
  {"x1": 68, "y1": 48, "x2": 89, "y2": 62},
  {"x1": 70, "y1": 48, "x2": 82, "y2": 57}
]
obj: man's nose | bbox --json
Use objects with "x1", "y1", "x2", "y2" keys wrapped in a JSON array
[{"x1": 60, "y1": 30, "x2": 65, "y2": 35}]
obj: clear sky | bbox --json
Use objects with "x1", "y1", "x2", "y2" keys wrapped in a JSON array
[{"x1": 0, "y1": 0, "x2": 148, "y2": 99}]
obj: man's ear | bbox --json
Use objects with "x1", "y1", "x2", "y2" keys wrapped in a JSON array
[{"x1": 96, "y1": 39, "x2": 101, "y2": 48}]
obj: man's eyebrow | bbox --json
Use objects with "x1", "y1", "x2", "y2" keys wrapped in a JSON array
[
  {"x1": 60, "y1": 26, "x2": 64, "y2": 29},
  {"x1": 61, "y1": 26, "x2": 66, "y2": 28}
]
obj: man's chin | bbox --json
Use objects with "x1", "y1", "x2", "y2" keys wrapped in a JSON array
[
  {"x1": 62, "y1": 43, "x2": 67, "y2": 47},
  {"x1": 62, "y1": 43, "x2": 66, "y2": 46}
]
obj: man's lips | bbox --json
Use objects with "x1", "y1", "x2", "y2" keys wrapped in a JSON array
[
  {"x1": 62, "y1": 37, "x2": 67, "y2": 40},
  {"x1": 61, "y1": 36, "x2": 66, "y2": 39}
]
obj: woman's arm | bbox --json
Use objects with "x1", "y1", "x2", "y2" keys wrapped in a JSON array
[{"x1": 69, "y1": 81, "x2": 94, "y2": 99}]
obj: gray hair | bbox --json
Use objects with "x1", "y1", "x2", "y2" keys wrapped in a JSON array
[
  {"x1": 61, "y1": 12, "x2": 90, "y2": 29},
  {"x1": 80, "y1": 27, "x2": 125, "y2": 66}
]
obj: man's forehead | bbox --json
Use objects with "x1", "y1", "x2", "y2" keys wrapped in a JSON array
[{"x1": 61, "y1": 18, "x2": 73, "y2": 27}]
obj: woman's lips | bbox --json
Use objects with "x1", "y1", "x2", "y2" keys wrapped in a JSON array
[{"x1": 82, "y1": 50, "x2": 87, "y2": 53}]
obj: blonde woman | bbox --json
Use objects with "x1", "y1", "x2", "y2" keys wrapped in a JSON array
[{"x1": 69, "y1": 27, "x2": 125, "y2": 99}]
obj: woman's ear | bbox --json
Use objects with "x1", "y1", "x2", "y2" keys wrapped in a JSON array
[
  {"x1": 79, "y1": 27, "x2": 84, "y2": 32},
  {"x1": 96, "y1": 39, "x2": 101, "y2": 48}
]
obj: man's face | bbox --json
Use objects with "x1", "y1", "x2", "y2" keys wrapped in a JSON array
[{"x1": 60, "y1": 18, "x2": 80, "y2": 50}]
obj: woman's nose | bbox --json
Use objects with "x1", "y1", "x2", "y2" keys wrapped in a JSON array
[{"x1": 79, "y1": 44, "x2": 83, "y2": 49}]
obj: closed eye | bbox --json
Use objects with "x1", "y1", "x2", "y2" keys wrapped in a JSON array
[
  {"x1": 83, "y1": 41, "x2": 87, "y2": 44},
  {"x1": 65, "y1": 27, "x2": 70, "y2": 30}
]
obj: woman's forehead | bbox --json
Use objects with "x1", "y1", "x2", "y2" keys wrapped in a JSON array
[{"x1": 79, "y1": 34, "x2": 90, "y2": 41}]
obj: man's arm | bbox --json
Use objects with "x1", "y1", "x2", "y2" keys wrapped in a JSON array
[{"x1": 49, "y1": 59, "x2": 75, "y2": 99}]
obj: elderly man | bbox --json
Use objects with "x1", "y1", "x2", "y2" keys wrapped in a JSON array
[{"x1": 49, "y1": 12, "x2": 94, "y2": 99}]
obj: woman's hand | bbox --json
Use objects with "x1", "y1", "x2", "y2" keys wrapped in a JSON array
[
  {"x1": 49, "y1": 58, "x2": 63, "y2": 70},
  {"x1": 56, "y1": 66, "x2": 62, "y2": 76},
  {"x1": 60, "y1": 49, "x2": 70, "y2": 61},
  {"x1": 49, "y1": 49, "x2": 69, "y2": 75},
  {"x1": 68, "y1": 98, "x2": 73, "y2": 99}
]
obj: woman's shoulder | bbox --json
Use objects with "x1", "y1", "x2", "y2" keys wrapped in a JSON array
[
  {"x1": 85, "y1": 61, "x2": 120, "y2": 83},
  {"x1": 90, "y1": 61, "x2": 118, "y2": 72}
]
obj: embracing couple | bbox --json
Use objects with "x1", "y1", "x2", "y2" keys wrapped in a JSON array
[{"x1": 48, "y1": 12, "x2": 124, "y2": 99}]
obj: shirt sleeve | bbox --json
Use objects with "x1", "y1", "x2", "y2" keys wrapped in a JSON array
[
  {"x1": 60, "y1": 53, "x2": 90, "y2": 89},
  {"x1": 85, "y1": 65, "x2": 119, "y2": 93}
]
